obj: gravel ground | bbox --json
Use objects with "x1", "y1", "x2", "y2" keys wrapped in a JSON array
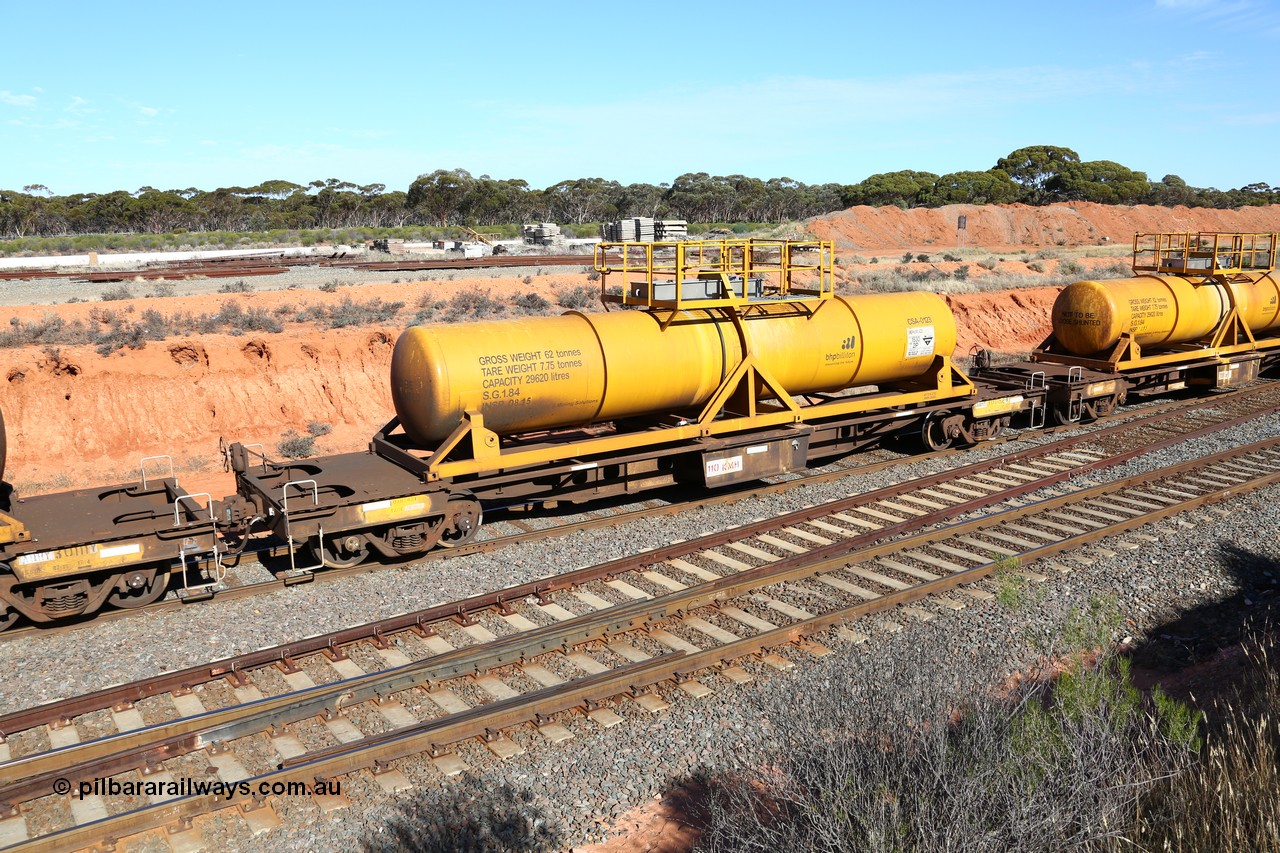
[
  {"x1": 0, "y1": 258, "x2": 593, "y2": 307},
  {"x1": 2, "y1": 407, "x2": 1278, "y2": 850}
]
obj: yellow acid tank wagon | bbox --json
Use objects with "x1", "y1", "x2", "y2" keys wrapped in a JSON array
[
  {"x1": 391, "y1": 291, "x2": 956, "y2": 444},
  {"x1": 1051, "y1": 272, "x2": 1280, "y2": 356},
  {"x1": 1051, "y1": 233, "x2": 1280, "y2": 356}
]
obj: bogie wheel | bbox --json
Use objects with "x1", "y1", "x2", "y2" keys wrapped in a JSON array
[
  {"x1": 107, "y1": 567, "x2": 172, "y2": 609},
  {"x1": 921, "y1": 415, "x2": 953, "y2": 451},
  {"x1": 309, "y1": 533, "x2": 370, "y2": 568},
  {"x1": 0, "y1": 604, "x2": 17, "y2": 632},
  {"x1": 438, "y1": 496, "x2": 484, "y2": 549},
  {"x1": 1091, "y1": 394, "x2": 1119, "y2": 419},
  {"x1": 1051, "y1": 403, "x2": 1078, "y2": 427}
]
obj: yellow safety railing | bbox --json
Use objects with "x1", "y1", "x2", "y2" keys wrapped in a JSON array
[
  {"x1": 592, "y1": 239, "x2": 834, "y2": 311},
  {"x1": 1133, "y1": 232, "x2": 1276, "y2": 276}
]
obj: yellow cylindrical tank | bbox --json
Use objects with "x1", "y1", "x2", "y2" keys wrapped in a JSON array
[
  {"x1": 390, "y1": 292, "x2": 956, "y2": 444},
  {"x1": 1051, "y1": 271, "x2": 1280, "y2": 356}
]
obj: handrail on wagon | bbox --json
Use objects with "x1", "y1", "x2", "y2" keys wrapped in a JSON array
[{"x1": 593, "y1": 238, "x2": 835, "y2": 312}]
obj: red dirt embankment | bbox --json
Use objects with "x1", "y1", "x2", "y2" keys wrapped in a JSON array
[
  {"x1": 807, "y1": 202, "x2": 1280, "y2": 251},
  {"x1": 5, "y1": 203, "x2": 1279, "y2": 495}
]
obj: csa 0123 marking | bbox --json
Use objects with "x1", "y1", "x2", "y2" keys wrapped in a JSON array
[{"x1": 705, "y1": 455, "x2": 744, "y2": 478}]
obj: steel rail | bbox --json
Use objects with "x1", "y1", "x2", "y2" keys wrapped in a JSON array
[
  {"x1": 12, "y1": 434, "x2": 1280, "y2": 853},
  {"x1": 4, "y1": 380, "x2": 1272, "y2": 645},
  {"x1": 1, "y1": 388, "x2": 1276, "y2": 739},
  {"x1": 5, "y1": 422, "x2": 1274, "y2": 788}
]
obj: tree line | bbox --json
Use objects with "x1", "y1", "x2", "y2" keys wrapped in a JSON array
[{"x1": 1, "y1": 146, "x2": 1275, "y2": 239}]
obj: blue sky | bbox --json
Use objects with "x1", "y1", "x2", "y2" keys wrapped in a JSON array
[{"x1": 2, "y1": 0, "x2": 1277, "y2": 196}]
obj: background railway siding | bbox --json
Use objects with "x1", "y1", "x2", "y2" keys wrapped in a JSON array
[{"x1": 2, "y1": 420, "x2": 1279, "y2": 849}]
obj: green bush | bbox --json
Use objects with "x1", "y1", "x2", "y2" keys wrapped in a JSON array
[
  {"x1": 296, "y1": 297, "x2": 403, "y2": 329},
  {"x1": 696, "y1": 611, "x2": 1202, "y2": 853}
]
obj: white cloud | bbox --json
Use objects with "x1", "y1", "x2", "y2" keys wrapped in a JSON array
[
  {"x1": 0, "y1": 90, "x2": 37, "y2": 107},
  {"x1": 1154, "y1": 0, "x2": 1280, "y2": 34},
  {"x1": 118, "y1": 98, "x2": 161, "y2": 117},
  {"x1": 1218, "y1": 111, "x2": 1280, "y2": 126}
]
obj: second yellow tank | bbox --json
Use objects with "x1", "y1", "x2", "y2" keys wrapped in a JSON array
[{"x1": 1051, "y1": 271, "x2": 1280, "y2": 356}]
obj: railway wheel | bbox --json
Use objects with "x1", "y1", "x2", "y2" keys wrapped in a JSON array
[
  {"x1": 921, "y1": 415, "x2": 953, "y2": 451},
  {"x1": 107, "y1": 567, "x2": 171, "y2": 609},
  {"x1": 1050, "y1": 403, "x2": 1078, "y2": 426},
  {"x1": 309, "y1": 533, "x2": 369, "y2": 568},
  {"x1": 438, "y1": 494, "x2": 483, "y2": 548},
  {"x1": 0, "y1": 603, "x2": 17, "y2": 632}
]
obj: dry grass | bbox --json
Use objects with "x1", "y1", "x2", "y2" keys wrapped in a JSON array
[
  {"x1": 1127, "y1": 633, "x2": 1280, "y2": 850},
  {"x1": 694, "y1": 613, "x2": 1280, "y2": 853},
  {"x1": 851, "y1": 261, "x2": 1132, "y2": 295}
]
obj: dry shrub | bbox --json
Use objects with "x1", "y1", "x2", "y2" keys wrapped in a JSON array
[
  {"x1": 696, "y1": 601, "x2": 1202, "y2": 853},
  {"x1": 363, "y1": 775, "x2": 562, "y2": 852},
  {"x1": 555, "y1": 285, "x2": 599, "y2": 310},
  {"x1": 1127, "y1": 632, "x2": 1280, "y2": 850}
]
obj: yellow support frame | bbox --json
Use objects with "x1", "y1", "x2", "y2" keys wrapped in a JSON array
[
  {"x1": 1036, "y1": 232, "x2": 1279, "y2": 372},
  {"x1": 1032, "y1": 306, "x2": 1280, "y2": 373},
  {"x1": 593, "y1": 238, "x2": 834, "y2": 312},
  {"x1": 424, "y1": 354, "x2": 974, "y2": 480}
]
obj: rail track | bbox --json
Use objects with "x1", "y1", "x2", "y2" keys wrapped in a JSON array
[
  {"x1": 1, "y1": 392, "x2": 1278, "y2": 850},
  {"x1": 4, "y1": 384, "x2": 1279, "y2": 643},
  {"x1": 0, "y1": 252, "x2": 593, "y2": 283}
]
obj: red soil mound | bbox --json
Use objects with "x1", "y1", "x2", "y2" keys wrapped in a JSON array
[{"x1": 809, "y1": 202, "x2": 1280, "y2": 252}]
